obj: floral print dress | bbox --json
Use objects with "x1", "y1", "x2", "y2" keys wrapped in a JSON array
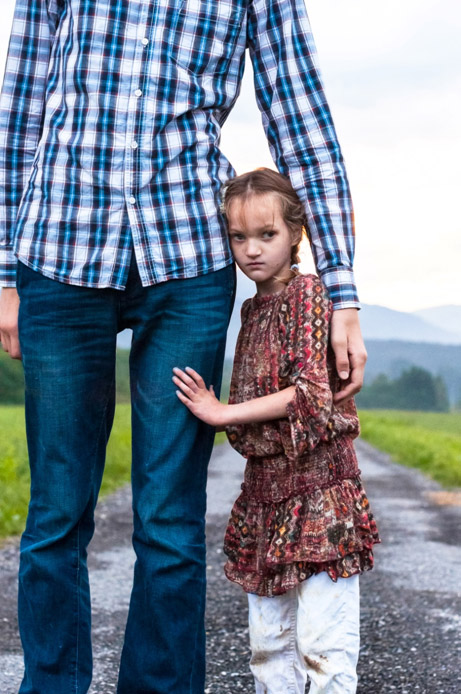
[{"x1": 223, "y1": 274, "x2": 380, "y2": 597}]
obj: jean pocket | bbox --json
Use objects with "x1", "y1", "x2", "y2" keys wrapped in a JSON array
[
  {"x1": 168, "y1": 0, "x2": 245, "y2": 76},
  {"x1": 15, "y1": 261, "x2": 43, "y2": 298}
]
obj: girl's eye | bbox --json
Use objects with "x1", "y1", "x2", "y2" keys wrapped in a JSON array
[
  {"x1": 262, "y1": 230, "x2": 276, "y2": 238},
  {"x1": 230, "y1": 233, "x2": 245, "y2": 242}
]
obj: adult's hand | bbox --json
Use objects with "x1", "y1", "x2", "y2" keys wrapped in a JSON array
[
  {"x1": 330, "y1": 308, "x2": 366, "y2": 404},
  {"x1": 0, "y1": 287, "x2": 21, "y2": 360}
]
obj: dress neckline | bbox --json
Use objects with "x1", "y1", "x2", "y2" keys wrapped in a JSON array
[
  {"x1": 251, "y1": 288, "x2": 286, "y2": 308},
  {"x1": 250, "y1": 276, "x2": 298, "y2": 308}
]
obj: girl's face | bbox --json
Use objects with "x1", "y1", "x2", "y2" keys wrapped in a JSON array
[{"x1": 227, "y1": 193, "x2": 299, "y2": 296}]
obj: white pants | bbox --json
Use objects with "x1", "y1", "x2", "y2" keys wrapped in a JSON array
[{"x1": 247, "y1": 573, "x2": 360, "y2": 694}]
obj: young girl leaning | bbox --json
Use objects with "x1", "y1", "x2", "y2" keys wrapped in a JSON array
[{"x1": 173, "y1": 168, "x2": 380, "y2": 694}]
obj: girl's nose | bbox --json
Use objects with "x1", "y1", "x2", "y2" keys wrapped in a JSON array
[{"x1": 246, "y1": 241, "x2": 261, "y2": 257}]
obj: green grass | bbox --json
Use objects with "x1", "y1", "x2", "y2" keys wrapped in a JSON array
[
  {"x1": 0, "y1": 407, "x2": 29, "y2": 537},
  {"x1": 2, "y1": 404, "x2": 459, "y2": 539},
  {"x1": 359, "y1": 410, "x2": 461, "y2": 488},
  {"x1": 0, "y1": 404, "x2": 132, "y2": 540},
  {"x1": 214, "y1": 431, "x2": 227, "y2": 446}
]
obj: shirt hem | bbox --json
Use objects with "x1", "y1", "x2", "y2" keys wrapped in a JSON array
[{"x1": 14, "y1": 254, "x2": 234, "y2": 290}]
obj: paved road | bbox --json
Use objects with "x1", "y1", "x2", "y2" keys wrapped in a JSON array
[{"x1": 0, "y1": 440, "x2": 460, "y2": 693}]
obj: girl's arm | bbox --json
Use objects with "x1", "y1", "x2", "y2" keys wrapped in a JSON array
[{"x1": 172, "y1": 366, "x2": 295, "y2": 429}]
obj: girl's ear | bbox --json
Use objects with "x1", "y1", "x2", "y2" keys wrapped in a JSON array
[{"x1": 291, "y1": 226, "x2": 303, "y2": 246}]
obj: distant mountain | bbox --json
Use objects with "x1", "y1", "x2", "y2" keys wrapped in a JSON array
[
  {"x1": 220, "y1": 278, "x2": 461, "y2": 404},
  {"x1": 223, "y1": 274, "x2": 461, "y2": 356},
  {"x1": 413, "y1": 306, "x2": 461, "y2": 341},
  {"x1": 115, "y1": 274, "x2": 461, "y2": 359},
  {"x1": 360, "y1": 304, "x2": 461, "y2": 345}
]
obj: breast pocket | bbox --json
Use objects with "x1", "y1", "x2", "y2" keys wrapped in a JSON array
[{"x1": 168, "y1": 0, "x2": 245, "y2": 76}]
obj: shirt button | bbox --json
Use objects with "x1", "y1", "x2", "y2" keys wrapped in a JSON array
[
  {"x1": 141, "y1": 38, "x2": 149, "y2": 46},
  {"x1": 131, "y1": 141, "x2": 138, "y2": 149},
  {"x1": 129, "y1": 196, "x2": 136, "y2": 204},
  {"x1": 134, "y1": 88, "x2": 142, "y2": 97}
]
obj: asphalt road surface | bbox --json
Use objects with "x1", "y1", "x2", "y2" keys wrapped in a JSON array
[{"x1": 0, "y1": 440, "x2": 460, "y2": 693}]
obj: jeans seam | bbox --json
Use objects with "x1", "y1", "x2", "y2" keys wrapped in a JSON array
[
  {"x1": 73, "y1": 521, "x2": 81, "y2": 694},
  {"x1": 188, "y1": 574, "x2": 206, "y2": 693}
]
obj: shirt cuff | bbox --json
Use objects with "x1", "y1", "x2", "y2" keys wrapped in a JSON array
[
  {"x1": 0, "y1": 247, "x2": 18, "y2": 287},
  {"x1": 319, "y1": 267, "x2": 360, "y2": 310}
]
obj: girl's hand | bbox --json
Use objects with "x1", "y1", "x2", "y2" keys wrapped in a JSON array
[{"x1": 172, "y1": 367, "x2": 228, "y2": 427}]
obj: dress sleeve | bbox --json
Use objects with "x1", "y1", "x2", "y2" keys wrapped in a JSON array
[{"x1": 281, "y1": 275, "x2": 334, "y2": 454}]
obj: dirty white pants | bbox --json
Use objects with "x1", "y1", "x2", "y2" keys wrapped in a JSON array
[{"x1": 247, "y1": 572, "x2": 360, "y2": 694}]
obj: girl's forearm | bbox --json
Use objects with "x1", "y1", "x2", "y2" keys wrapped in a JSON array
[{"x1": 220, "y1": 386, "x2": 296, "y2": 427}]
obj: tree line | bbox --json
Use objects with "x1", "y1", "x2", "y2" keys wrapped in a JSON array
[
  {"x1": 356, "y1": 366, "x2": 450, "y2": 412},
  {"x1": 0, "y1": 352, "x2": 452, "y2": 412}
]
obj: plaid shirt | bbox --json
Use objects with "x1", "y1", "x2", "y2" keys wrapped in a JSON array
[{"x1": 0, "y1": 0, "x2": 358, "y2": 307}]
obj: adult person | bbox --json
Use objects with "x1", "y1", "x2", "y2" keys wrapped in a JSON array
[{"x1": 0, "y1": 1, "x2": 367, "y2": 693}]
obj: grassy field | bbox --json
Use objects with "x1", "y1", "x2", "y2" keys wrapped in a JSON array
[
  {"x1": 1, "y1": 406, "x2": 460, "y2": 540},
  {"x1": 359, "y1": 410, "x2": 461, "y2": 488},
  {"x1": 0, "y1": 404, "x2": 132, "y2": 540}
]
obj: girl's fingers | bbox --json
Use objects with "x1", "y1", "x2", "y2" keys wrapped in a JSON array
[
  {"x1": 184, "y1": 366, "x2": 205, "y2": 388},
  {"x1": 172, "y1": 367, "x2": 199, "y2": 391},
  {"x1": 172, "y1": 375, "x2": 196, "y2": 398},
  {"x1": 175, "y1": 389, "x2": 192, "y2": 407},
  {"x1": 172, "y1": 366, "x2": 206, "y2": 391}
]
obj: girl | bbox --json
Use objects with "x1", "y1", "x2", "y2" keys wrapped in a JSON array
[{"x1": 173, "y1": 168, "x2": 379, "y2": 694}]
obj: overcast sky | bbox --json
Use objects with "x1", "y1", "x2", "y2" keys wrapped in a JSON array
[{"x1": 1, "y1": 0, "x2": 460, "y2": 311}]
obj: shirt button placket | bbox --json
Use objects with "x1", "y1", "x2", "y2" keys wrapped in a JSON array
[{"x1": 124, "y1": 0, "x2": 150, "y2": 264}]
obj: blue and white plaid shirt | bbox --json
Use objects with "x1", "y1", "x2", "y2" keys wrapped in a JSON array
[{"x1": 0, "y1": 0, "x2": 358, "y2": 307}]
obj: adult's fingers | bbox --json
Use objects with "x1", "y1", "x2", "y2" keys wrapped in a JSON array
[
  {"x1": 330, "y1": 308, "x2": 367, "y2": 403},
  {"x1": 333, "y1": 351, "x2": 366, "y2": 404},
  {"x1": 0, "y1": 330, "x2": 21, "y2": 359},
  {"x1": 333, "y1": 369, "x2": 362, "y2": 404},
  {"x1": 331, "y1": 334, "x2": 350, "y2": 380},
  {"x1": 0, "y1": 288, "x2": 22, "y2": 360}
]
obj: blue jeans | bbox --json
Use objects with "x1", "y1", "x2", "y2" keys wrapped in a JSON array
[{"x1": 16, "y1": 255, "x2": 235, "y2": 694}]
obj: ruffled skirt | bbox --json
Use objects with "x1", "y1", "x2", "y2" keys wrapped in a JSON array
[{"x1": 223, "y1": 476, "x2": 380, "y2": 597}]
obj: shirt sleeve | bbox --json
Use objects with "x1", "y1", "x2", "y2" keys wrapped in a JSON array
[
  {"x1": 247, "y1": 0, "x2": 359, "y2": 309},
  {"x1": 0, "y1": 0, "x2": 62, "y2": 287}
]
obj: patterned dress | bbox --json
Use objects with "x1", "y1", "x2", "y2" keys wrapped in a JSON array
[{"x1": 224, "y1": 274, "x2": 380, "y2": 597}]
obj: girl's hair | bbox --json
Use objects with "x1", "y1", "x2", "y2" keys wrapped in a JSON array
[{"x1": 220, "y1": 168, "x2": 309, "y2": 281}]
